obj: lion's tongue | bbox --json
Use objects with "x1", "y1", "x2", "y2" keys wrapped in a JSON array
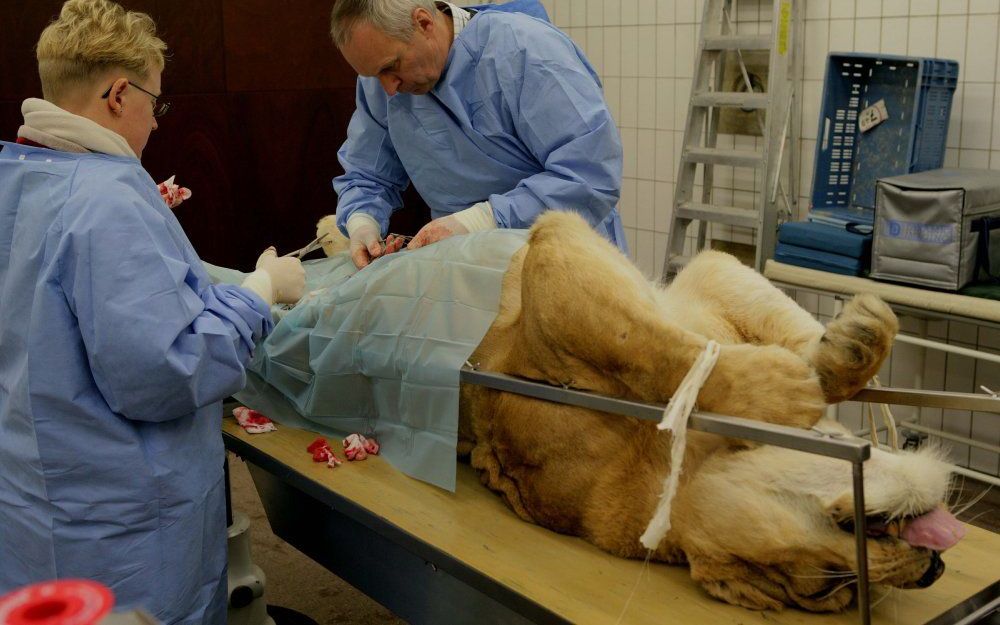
[{"x1": 901, "y1": 507, "x2": 966, "y2": 550}]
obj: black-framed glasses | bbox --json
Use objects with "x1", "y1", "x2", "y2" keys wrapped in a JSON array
[{"x1": 100, "y1": 81, "x2": 171, "y2": 118}]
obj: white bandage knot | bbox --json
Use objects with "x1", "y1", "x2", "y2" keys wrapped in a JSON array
[{"x1": 639, "y1": 340, "x2": 721, "y2": 551}]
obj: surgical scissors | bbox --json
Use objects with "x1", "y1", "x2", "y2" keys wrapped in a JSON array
[{"x1": 284, "y1": 235, "x2": 330, "y2": 258}]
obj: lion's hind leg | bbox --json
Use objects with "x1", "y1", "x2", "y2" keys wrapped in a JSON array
[
  {"x1": 516, "y1": 212, "x2": 825, "y2": 428},
  {"x1": 666, "y1": 250, "x2": 824, "y2": 356},
  {"x1": 515, "y1": 211, "x2": 709, "y2": 401},
  {"x1": 669, "y1": 252, "x2": 897, "y2": 404}
]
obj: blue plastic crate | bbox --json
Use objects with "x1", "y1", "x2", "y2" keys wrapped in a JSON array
[{"x1": 811, "y1": 53, "x2": 959, "y2": 214}]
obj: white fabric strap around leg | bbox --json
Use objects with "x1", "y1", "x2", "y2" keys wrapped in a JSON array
[{"x1": 639, "y1": 340, "x2": 721, "y2": 551}]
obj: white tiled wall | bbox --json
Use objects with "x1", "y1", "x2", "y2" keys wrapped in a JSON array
[
  {"x1": 538, "y1": 0, "x2": 1000, "y2": 279},
  {"x1": 534, "y1": 0, "x2": 1000, "y2": 477},
  {"x1": 791, "y1": 295, "x2": 1000, "y2": 476}
]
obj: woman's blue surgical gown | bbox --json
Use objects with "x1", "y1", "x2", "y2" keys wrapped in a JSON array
[
  {"x1": 0, "y1": 142, "x2": 273, "y2": 625},
  {"x1": 334, "y1": 9, "x2": 627, "y2": 250}
]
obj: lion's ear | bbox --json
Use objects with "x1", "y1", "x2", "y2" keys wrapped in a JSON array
[
  {"x1": 823, "y1": 493, "x2": 855, "y2": 523},
  {"x1": 689, "y1": 557, "x2": 786, "y2": 611}
]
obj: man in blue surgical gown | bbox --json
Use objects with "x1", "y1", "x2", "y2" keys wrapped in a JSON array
[
  {"x1": 329, "y1": 0, "x2": 627, "y2": 268},
  {"x1": 0, "y1": 1, "x2": 305, "y2": 623}
]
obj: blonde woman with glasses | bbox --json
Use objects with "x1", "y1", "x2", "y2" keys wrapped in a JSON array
[{"x1": 0, "y1": 1, "x2": 304, "y2": 622}]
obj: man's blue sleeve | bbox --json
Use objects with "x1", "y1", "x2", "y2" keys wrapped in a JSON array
[
  {"x1": 59, "y1": 188, "x2": 273, "y2": 423},
  {"x1": 333, "y1": 80, "x2": 411, "y2": 236},
  {"x1": 486, "y1": 26, "x2": 623, "y2": 230}
]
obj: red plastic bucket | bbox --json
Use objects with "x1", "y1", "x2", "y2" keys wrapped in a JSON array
[{"x1": 0, "y1": 580, "x2": 113, "y2": 625}]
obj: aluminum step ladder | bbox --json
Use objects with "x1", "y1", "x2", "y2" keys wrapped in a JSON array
[{"x1": 662, "y1": 0, "x2": 801, "y2": 280}]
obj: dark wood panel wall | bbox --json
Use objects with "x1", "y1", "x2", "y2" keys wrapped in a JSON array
[{"x1": 0, "y1": 0, "x2": 429, "y2": 269}]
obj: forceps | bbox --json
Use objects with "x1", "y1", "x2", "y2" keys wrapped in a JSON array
[
  {"x1": 381, "y1": 233, "x2": 413, "y2": 251},
  {"x1": 284, "y1": 235, "x2": 330, "y2": 258}
]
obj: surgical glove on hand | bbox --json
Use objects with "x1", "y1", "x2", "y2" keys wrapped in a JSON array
[
  {"x1": 315, "y1": 215, "x2": 351, "y2": 257},
  {"x1": 241, "y1": 248, "x2": 306, "y2": 305},
  {"x1": 257, "y1": 248, "x2": 306, "y2": 303},
  {"x1": 347, "y1": 214, "x2": 386, "y2": 269},
  {"x1": 407, "y1": 213, "x2": 470, "y2": 251}
]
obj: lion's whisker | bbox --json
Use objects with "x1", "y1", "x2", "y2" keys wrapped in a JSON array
[
  {"x1": 869, "y1": 585, "x2": 895, "y2": 610},
  {"x1": 953, "y1": 486, "x2": 993, "y2": 517},
  {"x1": 815, "y1": 578, "x2": 857, "y2": 600},
  {"x1": 949, "y1": 480, "x2": 988, "y2": 515},
  {"x1": 947, "y1": 475, "x2": 967, "y2": 510},
  {"x1": 960, "y1": 508, "x2": 995, "y2": 525},
  {"x1": 807, "y1": 564, "x2": 856, "y2": 575},
  {"x1": 863, "y1": 558, "x2": 929, "y2": 577}
]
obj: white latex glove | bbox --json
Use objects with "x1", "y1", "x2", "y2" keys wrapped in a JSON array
[
  {"x1": 241, "y1": 247, "x2": 305, "y2": 305},
  {"x1": 346, "y1": 213, "x2": 386, "y2": 269},
  {"x1": 407, "y1": 214, "x2": 469, "y2": 251},
  {"x1": 408, "y1": 202, "x2": 494, "y2": 251}
]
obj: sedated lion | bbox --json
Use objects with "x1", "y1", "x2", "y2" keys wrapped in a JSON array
[{"x1": 458, "y1": 211, "x2": 964, "y2": 612}]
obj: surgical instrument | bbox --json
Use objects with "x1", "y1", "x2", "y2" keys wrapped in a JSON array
[
  {"x1": 284, "y1": 235, "x2": 330, "y2": 259},
  {"x1": 380, "y1": 234, "x2": 413, "y2": 253}
]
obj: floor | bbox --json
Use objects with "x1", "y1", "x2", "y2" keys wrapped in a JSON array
[
  {"x1": 952, "y1": 475, "x2": 1000, "y2": 534},
  {"x1": 228, "y1": 454, "x2": 403, "y2": 625},
  {"x1": 230, "y1": 452, "x2": 999, "y2": 625}
]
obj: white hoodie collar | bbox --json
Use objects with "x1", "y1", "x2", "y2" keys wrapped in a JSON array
[{"x1": 18, "y1": 98, "x2": 137, "y2": 159}]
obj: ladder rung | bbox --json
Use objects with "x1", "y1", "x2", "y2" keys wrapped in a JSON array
[
  {"x1": 703, "y1": 35, "x2": 772, "y2": 51},
  {"x1": 683, "y1": 148, "x2": 764, "y2": 168},
  {"x1": 676, "y1": 202, "x2": 758, "y2": 228},
  {"x1": 691, "y1": 91, "x2": 769, "y2": 110}
]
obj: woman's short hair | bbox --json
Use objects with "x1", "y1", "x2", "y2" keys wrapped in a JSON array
[
  {"x1": 330, "y1": 0, "x2": 437, "y2": 48},
  {"x1": 36, "y1": 0, "x2": 167, "y2": 102}
]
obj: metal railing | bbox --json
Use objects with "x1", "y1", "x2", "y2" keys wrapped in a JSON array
[{"x1": 460, "y1": 366, "x2": 878, "y2": 624}]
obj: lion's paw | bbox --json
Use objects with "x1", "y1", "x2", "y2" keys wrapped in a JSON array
[{"x1": 808, "y1": 294, "x2": 898, "y2": 403}]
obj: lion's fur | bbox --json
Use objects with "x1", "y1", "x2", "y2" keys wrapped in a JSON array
[{"x1": 459, "y1": 211, "x2": 956, "y2": 612}]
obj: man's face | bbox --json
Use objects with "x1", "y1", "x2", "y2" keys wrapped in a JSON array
[{"x1": 340, "y1": 9, "x2": 446, "y2": 96}]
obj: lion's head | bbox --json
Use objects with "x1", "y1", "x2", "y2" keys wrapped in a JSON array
[{"x1": 671, "y1": 420, "x2": 963, "y2": 612}]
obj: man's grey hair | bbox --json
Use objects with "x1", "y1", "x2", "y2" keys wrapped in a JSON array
[{"x1": 330, "y1": 0, "x2": 438, "y2": 48}]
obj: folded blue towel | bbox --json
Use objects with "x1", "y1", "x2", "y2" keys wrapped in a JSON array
[
  {"x1": 778, "y1": 221, "x2": 872, "y2": 259},
  {"x1": 774, "y1": 242, "x2": 865, "y2": 276},
  {"x1": 808, "y1": 207, "x2": 875, "y2": 227}
]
